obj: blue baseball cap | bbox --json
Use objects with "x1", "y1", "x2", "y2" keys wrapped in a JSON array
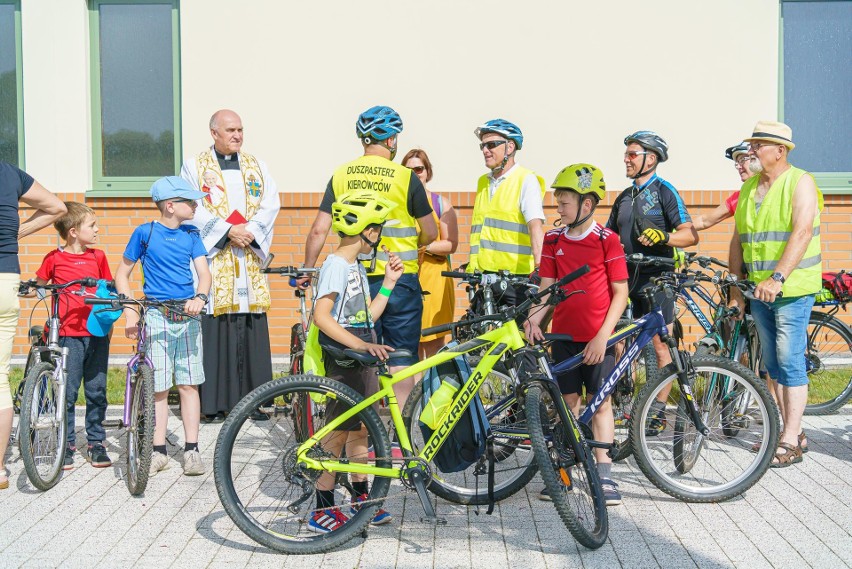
[{"x1": 150, "y1": 176, "x2": 207, "y2": 202}]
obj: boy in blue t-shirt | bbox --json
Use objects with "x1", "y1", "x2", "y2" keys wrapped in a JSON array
[{"x1": 115, "y1": 176, "x2": 212, "y2": 477}]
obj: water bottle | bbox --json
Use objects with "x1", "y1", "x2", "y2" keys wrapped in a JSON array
[{"x1": 420, "y1": 375, "x2": 460, "y2": 430}]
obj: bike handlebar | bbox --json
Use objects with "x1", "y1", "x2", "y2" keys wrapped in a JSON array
[
  {"x1": 625, "y1": 253, "x2": 677, "y2": 267},
  {"x1": 422, "y1": 265, "x2": 590, "y2": 337},
  {"x1": 85, "y1": 297, "x2": 207, "y2": 315}
]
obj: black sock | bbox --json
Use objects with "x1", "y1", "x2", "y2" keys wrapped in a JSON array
[
  {"x1": 352, "y1": 481, "x2": 369, "y2": 496},
  {"x1": 184, "y1": 442, "x2": 198, "y2": 452},
  {"x1": 316, "y1": 490, "x2": 335, "y2": 510},
  {"x1": 154, "y1": 445, "x2": 167, "y2": 456}
]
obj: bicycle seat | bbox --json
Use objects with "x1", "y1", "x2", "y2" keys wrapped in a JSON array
[
  {"x1": 543, "y1": 333, "x2": 573, "y2": 343},
  {"x1": 342, "y1": 349, "x2": 414, "y2": 366}
]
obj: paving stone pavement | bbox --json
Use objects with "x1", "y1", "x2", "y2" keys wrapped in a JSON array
[{"x1": 1, "y1": 406, "x2": 850, "y2": 569}]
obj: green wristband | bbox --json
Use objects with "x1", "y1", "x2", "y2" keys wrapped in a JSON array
[{"x1": 379, "y1": 286, "x2": 393, "y2": 298}]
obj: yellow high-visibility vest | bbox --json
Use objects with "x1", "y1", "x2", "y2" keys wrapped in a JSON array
[
  {"x1": 734, "y1": 165, "x2": 822, "y2": 297},
  {"x1": 331, "y1": 155, "x2": 420, "y2": 275},
  {"x1": 469, "y1": 166, "x2": 545, "y2": 274}
]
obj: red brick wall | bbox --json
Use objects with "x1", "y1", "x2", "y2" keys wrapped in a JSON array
[{"x1": 15, "y1": 191, "x2": 852, "y2": 356}]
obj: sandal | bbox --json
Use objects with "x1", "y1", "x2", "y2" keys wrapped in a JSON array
[
  {"x1": 799, "y1": 430, "x2": 809, "y2": 454},
  {"x1": 770, "y1": 442, "x2": 803, "y2": 468}
]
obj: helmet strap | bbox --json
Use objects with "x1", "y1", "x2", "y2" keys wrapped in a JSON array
[
  {"x1": 360, "y1": 225, "x2": 384, "y2": 272},
  {"x1": 490, "y1": 143, "x2": 515, "y2": 176},
  {"x1": 631, "y1": 154, "x2": 657, "y2": 180},
  {"x1": 565, "y1": 197, "x2": 597, "y2": 229}
]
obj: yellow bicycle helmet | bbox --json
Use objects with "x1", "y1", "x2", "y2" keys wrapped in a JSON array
[
  {"x1": 551, "y1": 163, "x2": 606, "y2": 201},
  {"x1": 331, "y1": 191, "x2": 397, "y2": 236}
]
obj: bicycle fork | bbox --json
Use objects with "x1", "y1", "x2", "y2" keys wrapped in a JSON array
[{"x1": 665, "y1": 337, "x2": 710, "y2": 436}]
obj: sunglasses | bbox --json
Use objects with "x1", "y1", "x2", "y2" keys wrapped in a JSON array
[
  {"x1": 624, "y1": 151, "x2": 650, "y2": 159},
  {"x1": 479, "y1": 140, "x2": 507, "y2": 151},
  {"x1": 410, "y1": 165, "x2": 427, "y2": 174}
]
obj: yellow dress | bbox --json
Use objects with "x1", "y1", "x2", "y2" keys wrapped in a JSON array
[{"x1": 419, "y1": 193, "x2": 455, "y2": 341}]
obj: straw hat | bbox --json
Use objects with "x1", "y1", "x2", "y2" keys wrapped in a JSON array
[{"x1": 744, "y1": 120, "x2": 795, "y2": 150}]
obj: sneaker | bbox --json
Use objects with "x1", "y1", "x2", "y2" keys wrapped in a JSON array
[
  {"x1": 645, "y1": 400, "x2": 667, "y2": 437},
  {"x1": 601, "y1": 478, "x2": 622, "y2": 506},
  {"x1": 182, "y1": 449, "x2": 206, "y2": 476},
  {"x1": 350, "y1": 493, "x2": 392, "y2": 525},
  {"x1": 87, "y1": 443, "x2": 112, "y2": 468},
  {"x1": 63, "y1": 446, "x2": 76, "y2": 471},
  {"x1": 149, "y1": 452, "x2": 170, "y2": 477},
  {"x1": 308, "y1": 508, "x2": 349, "y2": 533}
]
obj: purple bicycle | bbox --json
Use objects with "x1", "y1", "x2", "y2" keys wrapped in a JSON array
[{"x1": 86, "y1": 296, "x2": 198, "y2": 495}]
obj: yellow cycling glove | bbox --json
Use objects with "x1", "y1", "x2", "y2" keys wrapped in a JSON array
[{"x1": 641, "y1": 227, "x2": 669, "y2": 245}]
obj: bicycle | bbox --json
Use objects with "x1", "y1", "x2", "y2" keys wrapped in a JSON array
[
  {"x1": 806, "y1": 280, "x2": 852, "y2": 414},
  {"x1": 15, "y1": 278, "x2": 100, "y2": 491},
  {"x1": 213, "y1": 265, "x2": 608, "y2": 552},
  {"x1": 519, "y1": 268, "x2": 780, "y2": 504},
  {"x1": 672, "y1": 254, "x2": 852, "y2": 416},
  {"x1": 85, "y1": 295, "x2": 201, "y2": 495}
]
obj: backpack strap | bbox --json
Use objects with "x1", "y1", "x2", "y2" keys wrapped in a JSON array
[{"x1": 138, "y1": 222, "x2": 155, "y2": 268}]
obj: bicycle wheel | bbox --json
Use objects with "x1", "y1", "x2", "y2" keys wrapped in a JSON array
[
  {"x1": 400, "y1": 369, "x2": 537, "y2": 505},
  {"x1": 19, "y1": 361, "x2": 66, "y2": 491},
  {"x1": 610, "y1": 322, "x2": 657, "y2": 462},
  {"x1": 214, "y1": 375, "x2": 392, "y2": 554},
  {"x1": 526, "y1": 383, "x2": 608, "y2": 549},
  {"x1": 804, "y1": 312, "x2": 852, "y2": 415},
  {"x1": 126, "y1": 364, "x2": 155, "y2": 495},
  {"x1": 631, "y1": 356, "x2": 779, "y2": 502}
]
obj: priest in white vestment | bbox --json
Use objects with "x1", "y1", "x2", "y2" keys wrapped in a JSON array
[{"x1": 181, "y1": 109, "x2": 280, "y2": 421}]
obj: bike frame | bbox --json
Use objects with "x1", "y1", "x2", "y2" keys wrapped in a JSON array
[
  {"x1": 123, "y1": 307, "x2": 154, "y2": 427},
  {"x1": 297, "y1": 320, "x2": 527, "y2": 478},
  {"x1": 549, "y1": 305, "x2": 669, "y2": 427}
]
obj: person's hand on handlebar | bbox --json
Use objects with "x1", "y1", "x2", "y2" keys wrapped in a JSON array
[
  {"x1": 357, "y1": 341, "x2": 395, "y2": 361},
  {"x1": 125, "y1": 312, "x2": 140, "y2": 340},
  {"x1": 727, "y1": 286, "x2": 745, "y2": 321},
  {"x1": 754, "y1": 276, "x2": 783, "y2": 304},
  {"x1": 639, "y1": 227, "x2": 669, "y2": 247},
  {"x1": 184, "y1": 296, "x2": 206, "y2": 316},
  {"x1": 523, "y1": 319, "x2": 546, "y2": 344}
]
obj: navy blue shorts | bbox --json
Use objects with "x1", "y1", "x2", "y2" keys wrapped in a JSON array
[
  {"x1": 368, "y1": 273, "x2": 422, "y2": 366},
  {"x1": 551, "y1": 340, "x2": 616, "y2": 396}
]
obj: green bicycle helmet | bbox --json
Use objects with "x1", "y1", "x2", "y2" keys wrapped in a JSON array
[
  {"x1": 331, "y1": 192, "x2": 396, "y2": 236},
  {"x1": 551, "y1": 163, "x2": 606, "y2": 201}
]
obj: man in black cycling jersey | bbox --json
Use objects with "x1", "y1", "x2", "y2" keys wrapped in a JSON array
[{"x1": 606, "y1": 131, "x2": 698, "y2": 433}]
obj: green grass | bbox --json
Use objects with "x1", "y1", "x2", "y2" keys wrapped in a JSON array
[{"x1": 10, "y1": 367, "x2": 129, "y2": 406}]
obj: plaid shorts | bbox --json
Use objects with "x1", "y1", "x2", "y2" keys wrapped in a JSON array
[{"x1": 146, "y1": 307, "x2": 205, "y2": 393}]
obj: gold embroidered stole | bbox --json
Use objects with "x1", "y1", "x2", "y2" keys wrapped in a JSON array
[{"x1": 196, "y1": 150, "x2": 271, "y2": 316}]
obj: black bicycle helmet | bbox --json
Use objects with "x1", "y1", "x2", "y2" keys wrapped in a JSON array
[{"x1": 624, "y1": 130, "x2": 669, "y2": 162}]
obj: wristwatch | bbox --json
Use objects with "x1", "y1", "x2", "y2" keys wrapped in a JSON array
[
  {"x1": 771, "y1": 272, "x2": 786, "y2": 284},
  {"x1": 194, "y1": 293, "x2": 209, "y2": 302}
]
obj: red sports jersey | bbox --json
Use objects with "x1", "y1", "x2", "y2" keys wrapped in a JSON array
[
  {"x1": 36, "y1": 248, "x2": 112, "y2": 336},
  {"x1": 539, "y1": 222, "x2": 628, "y2": 342}
]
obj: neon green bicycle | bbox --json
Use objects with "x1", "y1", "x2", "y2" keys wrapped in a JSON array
[{"x1": 213, "y1": 265, "x2": 606, "y2": 553}]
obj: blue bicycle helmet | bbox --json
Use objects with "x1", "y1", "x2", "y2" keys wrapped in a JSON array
[
  {"x1": 356, "y1": 105, "x2": 403, "y2": 141},
  {"x1": 474, "y1": 119, "x2": 524, "y2": 150},
  {"x1": 624, "y1": 130, "x2": 669, "y2": 162}
]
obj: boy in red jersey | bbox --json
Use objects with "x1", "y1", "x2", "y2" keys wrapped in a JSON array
[
  {"x1": 35, "y1": 202, "x2": 114, "y2": 470},
  {"x1": 524, "y1": 164, "x2": 628, "y2": 506}
]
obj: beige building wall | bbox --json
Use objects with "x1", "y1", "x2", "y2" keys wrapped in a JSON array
[{"x1": 20, "y1": 0, "x2": 779, "y2": 195}]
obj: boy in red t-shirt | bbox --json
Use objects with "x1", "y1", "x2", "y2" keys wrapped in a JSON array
[
  {"x1": 35, "y1": 202, "x2": 113, "y2": 470},
  {"x1": 524, "y1": 164, "x2": 628, "y2": 506}
]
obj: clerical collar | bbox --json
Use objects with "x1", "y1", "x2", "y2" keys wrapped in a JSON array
[{"x1": 214, "y1": 148, "x2": 240, "y2": 170}]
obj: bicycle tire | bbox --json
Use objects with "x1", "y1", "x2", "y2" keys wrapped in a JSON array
[
  {"x1": 804, "y1": 312, "x2": 852, "y2": 415},
  {"x1": 525, "y1": 383, "x2": 608, "y2": 549},
  {"x1": 610, "y1": 323, "x2": 657, "y2": 462},
  {"x1": 214, "y1": 375, "x2": 391, "y2": 554},
  {"x1": 631, "y1": 356, "x2": 779, "y2": 502},
  {"x1": 126, "y1": 364, "x2": 155, "y2": 495},
  {"x1": 400, "y1": 371, "x2": 537, "y2": 505},
  {"x1": 19, "y1": 361, "x2": 66, "y2": 491}
]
